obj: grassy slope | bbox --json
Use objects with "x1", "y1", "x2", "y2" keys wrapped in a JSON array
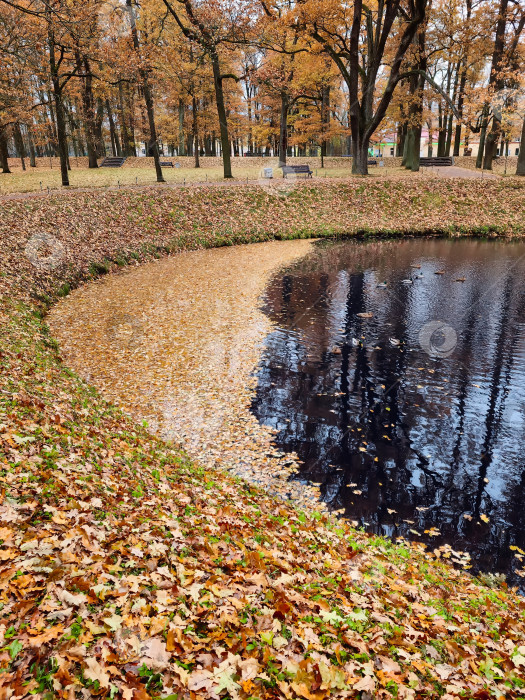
[{"x1": 1, "y1": 181, "x2": 525, "y2": 700}]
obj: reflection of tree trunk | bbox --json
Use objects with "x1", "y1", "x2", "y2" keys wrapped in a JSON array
[
  {"x1": 473, "y1": 275, "x2": 513, "y2": 518},
  {"x1": 443, "y1": 285, "x2": 480, "y2": 501}
]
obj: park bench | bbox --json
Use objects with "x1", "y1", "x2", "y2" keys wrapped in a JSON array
[
  {"x1": 160, "y1": 160, "x2": 174, "y2": 167},
  {"x1": 281, "y1": 164, "x2": 313, "y2": 178},
  {"x1": 420, "y1": 156, "x2": 453, "y2": 167},
  {"x1": 100, "y1": 156, "x2": 126, "y2": 168},
  {"x1": 368, "y1": 159, "x2": 378, "y2": 166}
]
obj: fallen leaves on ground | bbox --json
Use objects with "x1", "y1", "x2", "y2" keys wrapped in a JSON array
[{"x1": 0, "y1": 182, "x2": 525, "y2": 698}]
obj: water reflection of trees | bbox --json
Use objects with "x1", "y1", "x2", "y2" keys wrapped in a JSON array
[{"x1": 255, "y1": 239, "x2": 525, "y2": 586}]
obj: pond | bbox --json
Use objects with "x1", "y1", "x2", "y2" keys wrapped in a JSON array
[{"x1": 252, "y1": 238, "x2": 525, "y2": 588}]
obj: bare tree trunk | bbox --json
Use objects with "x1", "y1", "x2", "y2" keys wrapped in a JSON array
[
  {"x1": 476, "y1": 109, "x2": 489, "y2": 169},
  {"x1": 426, "y1": 118, "x2": 433, "y2": 156},
  {"x1": 13, "y1": 123, "x2": 26, "y2": 170},
  {"x1": 210, "y1": 51, "x2": 232, "y2": 178},
  {"x1": 27, "y1": 126, "x2": 37, "y2": 167},
  {"x1": 483, "y1": 0, "x2": 511, "y2": 170},
  {"x1": 484, "y1": 124, "x2": 501, "y2": 171},
  {"x1": 192, "y1": 94, "x2": 200, "y2": 168},
  {"x1": 453, "y1": 66, "x2": 467, "y2": 157},
  {"x1": 445, "y1": 64, "x2": 460, "y2": 156},
  {"x1": 0, "y1": 128, "x2": 11, "y2": 173},
  {"x1": 47, "y1": 15, "x2": 70, "y2": 186},
  {"x1": 437, "y1": 113, "x2": 447, "y2": 156},
  {"x1": 247, "y1": 88, "x2": 253, "y2": 153},
  {"x1": 397, "y1": 123, "x2": 407, "y2": 158},
  {"x1": 106, "y1": 99, "x2": 122, "y2": 157},
  {"x1": 95, "y1": 99, "x2": 106, "y2": 157},
  {"x1": 178, "y1": 99, "x2": 186, "y2": 156},
  {"x1": 353, "y1": 136, "x2": 370, "y2": 175},
  {"x1": 516, "y1": 114, "x2": 525, "y2": 176},
  {"x1": 279, "y1": 92, "x2": 289, "y2": 166},
  {"x1": 127, "y1": 0, "x2": 164, "y2": 182},
  {"x1": 118, "y1": 82, "x2": 134, "y2": 157},
  {"x1": 320, "y1": 85, "x2": 330, "y2": 167},
  {"x1": 77, "y1": 55, "x2": 98, "y2": 168},
  {"x1": 404, "y1": 127, "x2": 421, "y2": 170},
  {"x1": 46, "y1": 95, "x2": 59, "y2": 156}
]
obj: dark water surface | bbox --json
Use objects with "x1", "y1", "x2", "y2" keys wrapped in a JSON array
[{"x1": 252, "y1": 238, "x2": 525, "y2": 589}]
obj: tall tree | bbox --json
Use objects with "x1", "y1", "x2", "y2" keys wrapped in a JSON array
[
  {"x1": 482, "y1": 0, "x2": 524, "y2": 169},
  {"x1": 292, "y1": 0, "x2": 429, "y2": 174},
  {"x1": 161, "y1": 0, "x2": 250, "y2": 179},
  {"x1": 126, "y1": 0, "x2": 164, "y2": 182}
]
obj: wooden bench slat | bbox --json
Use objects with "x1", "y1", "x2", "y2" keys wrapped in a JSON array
[
  {"x1": 420, "y1": 157, "x2": 453, "y2": 167},
  {"x1": 281, "y1": 164, "x2": 313, "y2": 178}
]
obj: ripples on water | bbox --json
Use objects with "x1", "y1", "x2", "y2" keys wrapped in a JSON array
[{"x1": 253, "y1": 238, "x2": 525, "y2": 589}]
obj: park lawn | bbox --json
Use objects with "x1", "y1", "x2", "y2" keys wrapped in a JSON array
[
  {"x1": 1, "y1": 181, "x2": 525, "y2": 699},
  {"x1": 0, "y1": 163, "x2": 423, "y2": 195}
]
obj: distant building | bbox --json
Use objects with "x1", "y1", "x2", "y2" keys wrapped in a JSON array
[{"x1": 379, "y1": 129, "x2": 521, "y2": 158}]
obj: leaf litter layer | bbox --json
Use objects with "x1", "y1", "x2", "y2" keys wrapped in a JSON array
[
  {"x1": 49, "y1": 240, "x2": 322, "y2": 509},
  {"x1": 1, "y1": 182, "x2": 525, "y2": 700}
]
